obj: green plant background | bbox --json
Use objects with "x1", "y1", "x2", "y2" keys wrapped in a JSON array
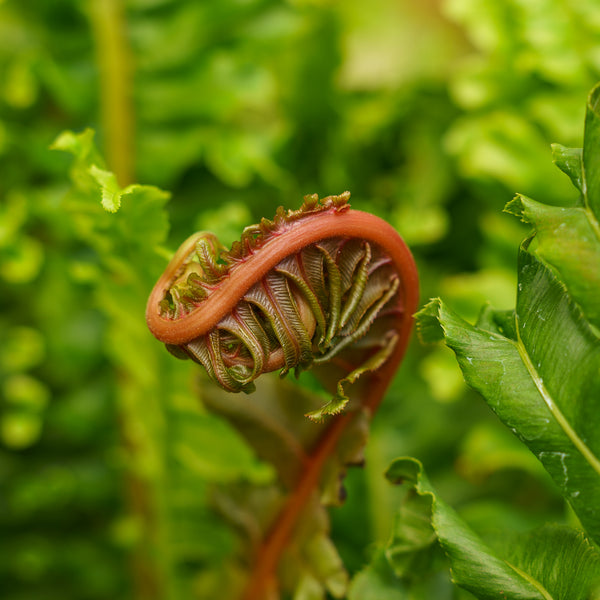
[{"x1": 1, "y1": 0, "x2": 599, "y2": 598}]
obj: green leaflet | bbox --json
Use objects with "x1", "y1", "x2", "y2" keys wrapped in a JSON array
[
  {"x1": 505, "y1": 84, "x2": 600, "y2": 330},
  {"x1": 307, "y1": 329, "x2": 398, "y2": 422},
  {"x1": 53, "y1": 129, "x2": 171, "y2": 222},
  {"x1": 88, "y1": 165, "x2": 123, "y2": 213},
  {"x1": 416, "y1": 84, "x2": 600, "y2": 547},
  {"x1": 52, "y1": 129, "x2": 171, "y2": 266},
  {"x1": 416, "y1": 248, "x2": 600, "y2": 544},
  {"x1": 505, "y1": 195, "x2": 600, "y2": 330},
  {"x1": 383, "y1": 457, "x2": 600, "y2": 600}
]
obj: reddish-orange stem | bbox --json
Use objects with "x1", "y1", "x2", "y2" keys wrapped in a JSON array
[
  {"x1": 242, "y1": 412, "x2": 353, "y2": 600},
  {"x1": 240, "y1": 299, "x2": 415, "y2": 600}
]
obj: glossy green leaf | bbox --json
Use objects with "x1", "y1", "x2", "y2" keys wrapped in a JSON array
[
  {"x1": 385, "y1": 457, "x2": 600, "y2": 600},
  {"x1": 505, "y1": 194, "x2": 600, "y2": 329},
  {"x1": 386, "y1": 458, "x2": 543, "y2": 599},
  {"x1": 416, "y1": 243, "x2": 600, "y2": 544},
  {"x1": 503, "y1": 526, "x2": 600, "y2": 600},
  {"x1": 416, "y1": 88, "x2": 600, "y2": 546},
  {"x1": 504, "y1": 84, "x2": 600, "y2": 330}
]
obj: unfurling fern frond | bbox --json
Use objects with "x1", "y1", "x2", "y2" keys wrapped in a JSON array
[
  {"x1": 146, "y1": 192, "x2": 418, "y2": 599},
  {"x1": 146, "y1": 192, "x2": 418, "y2": 420}
]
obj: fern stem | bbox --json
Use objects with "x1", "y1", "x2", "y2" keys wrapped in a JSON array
[
  {"x1": 88, "y1": 0, "x2": 135, "y2": 186},
  {"x1": 87, "y1": 4, "x2": 169, "y2": 599},
  {"x1": 241, "y1": 347, "x2": 410, "y2": 600},
  {"x1": 241, "y1": 412, "x2": 353, "y2": 600}
]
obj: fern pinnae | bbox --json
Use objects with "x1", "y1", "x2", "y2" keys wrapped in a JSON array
[
  {"x1": 318, "y1": 244, "x2": 343, "y2": 347},
  {"x1": 274, "y1": 258, "x2": 327, "y2": 347},
  {"x1": 316, "y1": 276, "x2": 401, "y2": 366},
  {"x1": 339, "y1": 241, "x2": 372, "y2": 329},
  {"x1": 219, "y1": 310, "x2": 264, "y2": 382}
]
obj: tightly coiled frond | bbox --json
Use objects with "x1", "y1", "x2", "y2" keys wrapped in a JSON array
[{"x1": 146, "y1": 193, "x2": 418, "y2": 420}]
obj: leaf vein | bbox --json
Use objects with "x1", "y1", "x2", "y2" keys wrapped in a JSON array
[
  {"x1": 505, "y1": 561, "x2": 554, "y2": 600},
  {"x1": 515, "y1": 320, "x2": 600, "y2": 478}
]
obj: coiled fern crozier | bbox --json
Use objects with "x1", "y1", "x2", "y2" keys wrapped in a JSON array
[
  {"x1": 146, "y1": 192, "x2": 418, "y2": 420},
  {"x1": 146, "y1": 192, "x2": 418, "y2": 599}
]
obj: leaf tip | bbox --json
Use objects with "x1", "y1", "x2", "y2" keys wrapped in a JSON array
[
  {"x1": 50, "y1": 130, "x2": 77, "y2": 153},
  {"x1": 50, "y1": 127, "x2": 96, "y2": 156},
  {"x1": 305, "y1": 392, "x2": 349, "y2": 422},
  {"x1": 89, "y1": 164, "x2": 123, "y2": 213},
  {"x1": 385, "y1": 457, "x2": 423, "y2": 485},
  {"x1": 505, "y1": 197, "x2": 531, "y2": 228},
  {"x1": 550, "y1": 143, "x2": 584, "y2": 192},
  {"x1": 415, "y1": 298, "x2": 445, "y2": 344}
]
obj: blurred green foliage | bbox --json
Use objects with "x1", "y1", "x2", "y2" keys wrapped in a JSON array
[{"x1": 1, "y1": 0, "x2": 599, "y2": 598}]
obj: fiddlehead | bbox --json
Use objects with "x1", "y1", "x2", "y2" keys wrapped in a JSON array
[
  {"x1": 146, "y1": 192, "x2": 418, "y2": 420},
  {"x1": 146, "y1": 192, "x2": 418, "y2": 598}
]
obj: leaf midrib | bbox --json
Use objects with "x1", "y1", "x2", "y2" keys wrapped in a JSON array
[
  {"x1": 505, "y1": 561, "x2": 554, "y2": 600},
  {"x1": 584, "y1": 204, "x2": 600, "y2": 243},
  {"x1": 514, "y1": 320, "x2": 600, "y2": 478}
]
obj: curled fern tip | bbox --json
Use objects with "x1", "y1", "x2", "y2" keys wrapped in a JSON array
[{"x1": 147, "y1": 193, "x2": 419, "y2": 418}]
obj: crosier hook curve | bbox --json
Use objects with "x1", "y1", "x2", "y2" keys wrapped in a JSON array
[{"x1": 146, "y1": 192, "x2": 418, "y2": 420}]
